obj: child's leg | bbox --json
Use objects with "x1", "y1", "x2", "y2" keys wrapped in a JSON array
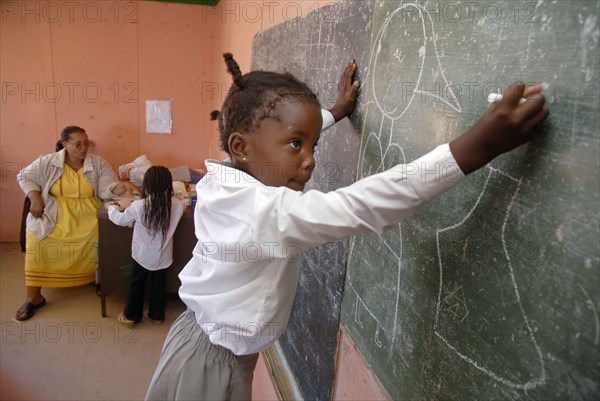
[
  {"x1": 124, "y1": 260, "x2": 148, "y2": 321},
  {"x1": 145, "y1": 309, "x2": 259, "y2": 401},
  {"x1": 147, "y1": 268, "x2": 166, "y2": 321}
]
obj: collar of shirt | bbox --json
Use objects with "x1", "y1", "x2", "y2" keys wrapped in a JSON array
[
  {"x1": 49, "y1": 148, "x2": 98, "y2": 176},
  {"x1": 202, "y1": 160, "x2": 261, "y2": 188}
]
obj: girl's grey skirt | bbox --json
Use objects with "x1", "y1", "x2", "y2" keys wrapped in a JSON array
[{"x1": 145, "y1": 309, "x2": 259, "y2": 401}]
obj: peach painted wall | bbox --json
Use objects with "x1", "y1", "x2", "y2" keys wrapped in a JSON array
[
  {"x1": 1, "y1": 0, "x2": 342, "y2": 241},
  {"x1": 334, "y1": 329, "x2": 391, "y2": 401},
  {"x1": 0, "y1": 0, "x2": 216, "y2": 241},
  {"x1": 253, "y1": 353, "x2": 281, "y2": 401},
  {"x1": 205, "y1": 0, "x2": 345, "y2": 153}
]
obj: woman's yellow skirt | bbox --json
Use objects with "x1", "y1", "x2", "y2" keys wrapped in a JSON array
[{"x1": 24, "y1": 165, "x2": 101, "y2": 287}]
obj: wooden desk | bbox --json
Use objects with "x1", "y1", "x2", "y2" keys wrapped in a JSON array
[{"x1": 97, "y1": 204, "x2": 197, "y2": 317}]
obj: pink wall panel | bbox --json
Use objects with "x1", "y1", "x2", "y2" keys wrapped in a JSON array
[
  {"x1": 334, "y1": 329, "x2": 391, "y2": 401},
  {"x1": 252, "y1": 354, "x2": 280, "y2": 400},
  {"x1": 0, "y1": 0, "x2": 218, "y2": 241},
  {"x1": 48, "y1": 2, "x2": 139, "y2": 171},
  {"x1": 1, "y1": 9, "x2": 58, "y2": 242},
  {"x1": 136, "y1": 1, "x2": 217, "y2": 168}
]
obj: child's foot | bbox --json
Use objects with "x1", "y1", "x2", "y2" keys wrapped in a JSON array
[
  {"x1": 144, "y1": 311, "x2": 164, "y2": 325},
  {"x1": 118, "y1": 312, "x2": 135, "y2": 329}
]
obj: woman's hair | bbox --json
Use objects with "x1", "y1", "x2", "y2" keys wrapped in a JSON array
[
  {"x1": 56, "y1": 126, "x2": 86, "y2": 151},
  {"x1": 210, "y1": 53, "x2": 321, "y2": 153},
  {"x1": 141, "y1": 166, "x2": 173, "y2": 245}
]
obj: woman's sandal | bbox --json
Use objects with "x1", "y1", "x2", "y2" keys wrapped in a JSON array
[{"x1": 15, "y1": 297, "x2": 47, "y2": 321}]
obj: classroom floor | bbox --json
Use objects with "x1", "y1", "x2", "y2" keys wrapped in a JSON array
[
  {"x1": 0, "y1": 242, "x2": 279, "y2": 401},
  {"x1": 0, "y1": 241, "x2": 187, "y2": 401}
]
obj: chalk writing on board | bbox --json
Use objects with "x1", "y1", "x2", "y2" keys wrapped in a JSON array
[
  {"x1": 346, "y1": 2, "x2": 546, "y2": 389},
  {"x1": 577, "y1": 282, "x2": 600, "y2": 346},
  {"x1": 348, "y1": 2, "x2": 464, "y2": 365},
  {"x1": 371, "y1": 3, "x2": 461, "y2": 121},
  {"x1": 434, "y1": 166, "x2": 546, "y2": 390}
]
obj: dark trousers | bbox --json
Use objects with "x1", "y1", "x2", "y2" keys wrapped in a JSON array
[{"x1": 124, "y1": 260, "x2": 167, "y2": 322}]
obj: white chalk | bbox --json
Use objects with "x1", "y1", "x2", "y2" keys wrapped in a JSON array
[
  {"x1": 487, "y1": 82, "x2": 549, "y2": 104},
  {"x1": 487, "y1": 93, "x2": 527, "y2": 104}
]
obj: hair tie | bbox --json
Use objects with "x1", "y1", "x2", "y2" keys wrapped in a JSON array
[{"x1": 210, "y1": 110, "x2": 221, "y2": 120}]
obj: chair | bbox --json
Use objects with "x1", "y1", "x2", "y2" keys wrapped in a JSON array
[{"x1": 20, "y1": 197, "x2": 31, "y2": 253}]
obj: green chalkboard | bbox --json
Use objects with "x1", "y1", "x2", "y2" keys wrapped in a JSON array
[
  {"x1": 251, "y1": 0, "x2": 598, "y2": 399},
  {"x1": 340, "y1": 1, "x2": 599, "y2": 400}
]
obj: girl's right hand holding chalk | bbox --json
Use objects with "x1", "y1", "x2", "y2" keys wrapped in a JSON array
[{"x1": 450, "y1": 81, "x2": 549, "y2": 174}]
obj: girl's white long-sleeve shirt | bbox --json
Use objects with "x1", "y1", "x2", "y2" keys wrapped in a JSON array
[
  {"x1": 178, "y1": 143, "x2": 465, "y2": 355},
  {"x1": 108, "y1": 198, "x2": 185, "y2": 270}
]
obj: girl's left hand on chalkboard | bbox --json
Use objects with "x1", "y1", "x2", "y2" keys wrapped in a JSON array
[{"x1": 328, "y1": 59, "x2": 360, "y2": 122}]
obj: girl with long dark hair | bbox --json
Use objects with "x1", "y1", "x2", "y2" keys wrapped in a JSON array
[{"x1": 108, "y1": 165, "x2": 185, "y2": 328}]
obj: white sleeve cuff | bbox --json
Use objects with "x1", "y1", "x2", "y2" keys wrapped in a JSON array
[
  {"x1": 321, "y1": 109, "x2": 335, "y2": 131},
  {"x1": 406, "y1": 144, "x2": 465, "y2": 201}
]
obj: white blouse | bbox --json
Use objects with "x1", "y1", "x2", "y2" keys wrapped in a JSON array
[
  {"x1": 179, "y1": 144, "x2": 464, "y2": 355},
  {"x1": 108, "y1": 197, "x2": 185, "y2": 271}
]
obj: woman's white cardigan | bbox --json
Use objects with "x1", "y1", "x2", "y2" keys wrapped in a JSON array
[{"x1": 17, "y1": 149, "x2": 119, "y2": 240}]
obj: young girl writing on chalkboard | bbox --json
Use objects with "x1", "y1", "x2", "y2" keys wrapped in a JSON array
[
  {"x1": 108, "y1": 166, "x2": 185, "y2": 329},
  {"x1": 145, "y1": 53, "x2": 548, "y2": 400}
]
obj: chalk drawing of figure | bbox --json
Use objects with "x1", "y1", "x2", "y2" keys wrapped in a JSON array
[
  {"x1": 434, "y1": 167, "x2": 545, "y2": 389},
  {"x1": 347, "y1": 2, "x2": 462, "y2": 364},
  {"x1": 345, "y1": 3, "x2": 545, "y2": 388},
  {"x1": 370, "y1": 3, "x2": 461, "y2": 120}
]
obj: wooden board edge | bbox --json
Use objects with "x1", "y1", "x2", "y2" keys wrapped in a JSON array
[{"x1": 262, "y1": 343, "x2": 304, "y2": 401}]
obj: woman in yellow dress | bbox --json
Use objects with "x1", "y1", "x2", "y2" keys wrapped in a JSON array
[{"x1": 16, "y1": 126, "x2": 137, "y2": 321}]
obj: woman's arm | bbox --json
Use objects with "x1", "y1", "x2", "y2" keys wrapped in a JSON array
[
  {"x1": 17, "y1": 156, "x2": 47, "y2": 195},
  {"x1": 17, "y1": 155, "x2": 51, "y2": 217},
  {"x1": 111, "y1": 181, "x2": 141, "y2": 197},
  {"x1": 92, "y1": 155, "x2": 140, "y2": 198},
  {"x1": 26, "y1": 190, "x2": 45, "y2": 218}
]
